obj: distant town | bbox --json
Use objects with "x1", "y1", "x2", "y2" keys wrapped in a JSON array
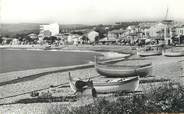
[{"x1": 0, "y1": 18, "x2": 184, "y2": 47}]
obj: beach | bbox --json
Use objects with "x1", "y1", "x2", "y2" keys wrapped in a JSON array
[
  {"x1": 0, "y1": 45, "x2": 184, "y2": 113},
  {"x1": 1, "y1": 0, "x2": 184, "y2": 112}
]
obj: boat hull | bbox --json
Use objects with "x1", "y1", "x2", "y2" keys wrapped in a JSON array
[
  {"x1": 137, "y1": 51, "x2": 162, "y2": 57},
  {"x1": 163, "y1": 52, "x2": 184, "y2": 57},
  {"x1": 69, "y1": 76, "x2": 139, "y2": 93},
  {"x1": 95, "y1": 64, "x2": 152, "y2": 77},
  {"x1": 93, "y1": 77, "x2": 139, "y2": 93}
]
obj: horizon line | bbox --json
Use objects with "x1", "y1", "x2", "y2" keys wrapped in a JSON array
[{"x1": 1, "y1": 18, "x2": 184, "y2": 25}]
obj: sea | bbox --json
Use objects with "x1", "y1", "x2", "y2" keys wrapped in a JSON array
[{"x1": 0, "y1": 49, "x2": 102, "y2": 74}]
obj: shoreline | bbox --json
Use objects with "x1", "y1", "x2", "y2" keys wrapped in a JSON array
[
  {"x1": 0, "y1": 48, "x2": 130, "y2": 86},
  {"x1": 0, "y1": 57, "x2": 126, "y2": 86},
  {"x1": 0, "y1": 45, "x2": 184, "y2": 113},
  {"x1": 1, "y1": 45, "x2": 184, "y2": 88},
  {"x1": 0, "y1": 45, "x2": 131, "y2": 75},
  {"x1": 0, "y1": 56, "x2": 183, "y2": 111},
  {"x1": 0, "y1": 44, "x2": 136, "y2": 53}
]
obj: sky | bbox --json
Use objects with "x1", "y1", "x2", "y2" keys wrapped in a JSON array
[{"x1": 0, "y1": 0, "x2": 184, "y2": 24}]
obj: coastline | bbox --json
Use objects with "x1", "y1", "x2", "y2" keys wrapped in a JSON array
[
  {"x1": 0, "y1": 56, "x2": 128, "y2": 86},
  {"x1": 0, "y1": 44, "x2": 136, "y2": 54},
  {"x1": 0, "y1": 45, "x2": 130, "y2": 86},
  {"x1": 0, "y1": 55, "x2": 184, "y2": 113},
  {"x1": 0, "y1": 46, "x2": 131, "y2": 106},
  {"x1": 0, "y1": 45, "x2": 184, "y2": 113}
]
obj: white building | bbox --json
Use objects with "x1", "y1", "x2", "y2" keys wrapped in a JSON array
[
  {"x1": 108, "y1": 29, "x2": 126, "y2": 39},
  {"x1": 87, "y1": 31, "x2": 99, "y2": 43},
  {"x1": 67, "y1": 34, "x2": 80, "y2": 44},
  {"x1": 176, "y1": 26, "x2": 184, "y2": 36},
  {"x1": 12, "y1": 38, "x2": 19, "y2": 45},
  {"x1": 28, "y1": 33, "x2": 38, "y2": 39},
  {"x1": 40, "y1": 23, "x2": 59, "y2": 36},
  {"x1": 146, "y1": 23, "x2": 166, "y2": 37}
]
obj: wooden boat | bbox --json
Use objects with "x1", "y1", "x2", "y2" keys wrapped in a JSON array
[
  {"x1": 137, "y1": 45, "x2": 163, "y2": 57},
  {"x1": 107, "y1": 63, "x2": 151, "y2": 68},
  {"x1": 95, "y1": 63, "x2": 152, "y2": 77},
  {"x1": 94, "y1": 56, "x2": 152, "y2": 77},
  {"x1": 113, "y1": 58, "x2": 152, "y2": 68},
  {"x1": 137, "y1": 51, "x2": 162, "y2": 57},
  {"x1": 69, "y1": 75, "x2": 139, "y2": 93},
  {"x1": 163, "y1": 51, "x2": 184, "y2": 57}
]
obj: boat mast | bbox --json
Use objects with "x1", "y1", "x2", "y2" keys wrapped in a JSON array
[{"x1": 164, "y1": 6, "x2": 169, "y2": 20}]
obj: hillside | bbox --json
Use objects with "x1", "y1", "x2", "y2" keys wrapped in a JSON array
[
  {"x1": 0, "y1": 23, "x2": 40, "y2": 37},
  {"x1": 0, "y1": 23, "x2": 90, "y2": 37}
]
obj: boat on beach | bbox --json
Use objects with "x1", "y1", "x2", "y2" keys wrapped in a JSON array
[
  {"x1": 137, "y1": 45, "x2": 162, "y2": 57},
  {"x1": 95, "y1": 63, "x2": 152, "y2": 77},
  {"x1": 162, "y1": 51, "x2": 184, "y2": 57},
  {"x1": 95, "y1": 57, "x2": 152, "y2": 78},
  {"x1": 137, "y1": 50, "x2": 162, "y2": 57},
  {"x1": 113, "y1": 58, "x2": 152, "y2": 67},
  {"x1": 69, "y1": 74, "x2": 139, "y2": 93}
]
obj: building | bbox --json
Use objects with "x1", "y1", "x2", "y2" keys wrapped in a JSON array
[
  {"x1": 173, "y1": 25, "x2": 184, "y2": 44},
  {"x1": 108, "y1": 29, "x2": 126, "y2": 39},
  {"x1": 1, "y1": 37, "x2": 13, "y2": 45},
  {"x1": 12, "y1": 38, "x2": 19, "y2": 45},
  {"x1": 145, "y1": 22, "x2": 175, "y2": 45},
  {"x1": 160, "y1": 7, "x2": 175, "y2": 45},
  {"x1": 161, "y1": 19, "x2": 174, "y2": 45},
  {"x1": 87, "y1": 31, "x2": 99, "y2": 43},
  {"x1": 99, "y1": 37, "x2": 117, "y2": 45},
  {"x1": 146, "y1": 23, "x2": 166, "y2": 38},
  {"x1": 67, "y1": 34, "x2": 81, "y2": 44},
  {"x1": 176, "y1": 25, "x2": 184, "y2": 35},
  {"x1": 40, "y1": 23, "x2": 59, "y2": 36},
  {"x1": 127, "y1": 26, "x2": 137, "y2": 33},
  {"x1": 28, "y1": 33, "x2": 38, "y2": 39}
]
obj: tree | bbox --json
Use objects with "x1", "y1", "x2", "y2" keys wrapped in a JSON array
[
  {"x1": 0, "y1": 37, "x2": 3, "y2": 44},
  {"x1": 44, "y1": 36, "x2": 57, "y2": 44},
  {"x1": 94, "y1": 25, "x2": 107, "y2": 40}
]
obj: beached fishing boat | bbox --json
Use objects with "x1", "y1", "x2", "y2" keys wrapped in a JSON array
[
  {"x1": 95, "y1": 56, "x2": 152, "y2": 77},
  {"x1": 95, "y1": 63, "x2": 152, "y2": 77},
  {"x1": 137, "y1": 51, "x2": 162, "y2": 57},
  {"x1": 137, "y1": 45, "x2": 163, "y2": 57},
  {"x1": 162, "y1": 51, "x2": 184, "y2": 57},
  {"x1": 113, "y1": 58, "x2": 152, "y2": 67},
  {"x1": 94, "y1": 55, "x2": 152, "y2": 77},
  {"x1": 69, "y1": 75, "x2": 139, "y2": 93}
]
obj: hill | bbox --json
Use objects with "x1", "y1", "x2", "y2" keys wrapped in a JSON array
[
  {"x1": 0, "y1": 23, "x2": 90, "y2": 37},
  {"x1": 0, "y1": 23, "x2": 40, "y2": 37}
]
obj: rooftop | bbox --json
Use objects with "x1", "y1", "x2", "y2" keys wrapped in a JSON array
[{"x1": 110, "y1": 29, "x2": 126, "y2": 34}]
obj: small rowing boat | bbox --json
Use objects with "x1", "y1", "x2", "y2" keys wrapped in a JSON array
[
  {"x1": 69, "y1": 74, "x2": 139, "y2": 93},
  {"x1": 137, "y1": 51, "x2": 162, "y2": 57},
  {"x1": 95, "y1": 63, "x2": 152, "y2": 77},
  {"x1": 95, "y1": 57, "x2": 152, "y2": 77},
  {"x1": 137, "y1": 45, "x2": 162, "y2": 57},
  {"x1": 162, "y1": 51, "x2": 184, "y2": 57}
]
